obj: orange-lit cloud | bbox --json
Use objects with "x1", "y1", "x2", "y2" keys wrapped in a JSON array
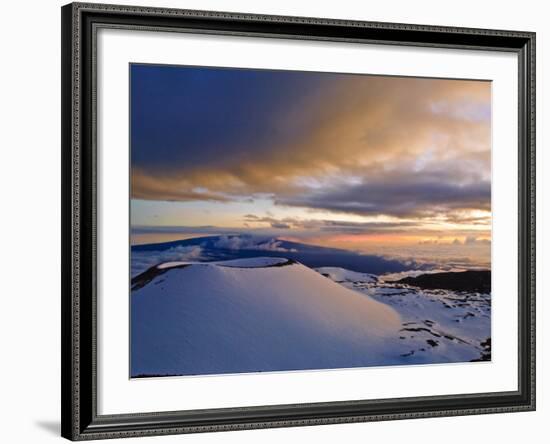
[
  {"x1": 132, "y1": 75, "x2": 491, "y2": 211},
  {"x1": 131, "y1": 66, "x2": 491, "y2": 255}
]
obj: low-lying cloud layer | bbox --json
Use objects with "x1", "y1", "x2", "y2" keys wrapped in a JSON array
[
  {"x1": 213, "y1": 235, "x2": 297, "y2": 252},
  {"x1": 131, "y1": 245, "x2": 205, "y2": 277}
]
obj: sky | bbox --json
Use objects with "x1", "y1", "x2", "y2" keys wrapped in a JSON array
[{"x1": 130, "y1": 64, "x2": 491, "y2": 265}]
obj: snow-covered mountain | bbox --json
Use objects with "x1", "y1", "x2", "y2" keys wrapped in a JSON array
[
  {"x1": 130, "y1": 236, "x2": 491, "y2": 378},
  {"x1": 131, "y1": 257, "x2": 403, "y2": 377}
]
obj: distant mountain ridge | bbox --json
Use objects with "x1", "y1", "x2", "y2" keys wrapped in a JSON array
[{"x1": 131, "y1": 234, "x2": 427, "y2": 275}]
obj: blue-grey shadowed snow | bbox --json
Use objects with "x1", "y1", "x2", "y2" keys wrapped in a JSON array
[
  {"x1": 130, "y1": 257, "x2": 490, "y2": 377},
  {"x1": 131, "y1": 259, "x2": 404, "y2": 377}
]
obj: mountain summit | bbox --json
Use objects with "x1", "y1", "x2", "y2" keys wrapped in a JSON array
[{"x1": 131, "y1": 257, "x2": 401, "y2": 377}]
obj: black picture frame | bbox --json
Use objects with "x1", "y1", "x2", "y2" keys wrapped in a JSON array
[{"x1": 61, "y1": 2, "x2": 536, "y2": 440}]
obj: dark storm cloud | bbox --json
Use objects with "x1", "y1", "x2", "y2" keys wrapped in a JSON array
[
  {"x1": 275, "y1": 176, "x2": 491, "y2": 218},
  {"x1": 131, "y1": 64, "x2": 331, "y2": 175}
]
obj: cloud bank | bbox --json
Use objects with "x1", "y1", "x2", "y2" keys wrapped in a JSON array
[
  {"x1": 213, "y1": 235, "x2": 297, "y2": 253},
  {"x1": 130, "y1": 65, "x2": 491, "y2": 257}
]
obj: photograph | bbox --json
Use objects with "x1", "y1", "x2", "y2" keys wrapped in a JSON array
[{"x1": 129, "y1": 64, "x2": 492, "y2": 378}]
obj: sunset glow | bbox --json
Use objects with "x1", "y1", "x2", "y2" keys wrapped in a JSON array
[{"x1": 130, "y1": 64, "x2": 491, "y2": 266}]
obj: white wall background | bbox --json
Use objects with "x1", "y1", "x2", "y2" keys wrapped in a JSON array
[{"x1": 0, "y1": 0, "x2": 546, "y2": 443}]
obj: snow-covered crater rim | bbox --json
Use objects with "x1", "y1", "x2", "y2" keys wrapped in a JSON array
[
  {"x1": 157, "y1": 256, "x2": 292, "y2": 270},
  {"x1": 132, "y1": 257, "x2": 296, "y2": 292}
]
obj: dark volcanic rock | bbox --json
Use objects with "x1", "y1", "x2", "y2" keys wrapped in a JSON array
[
  {"x1": 397, "y1": 270, "x2": 490, "y2": 293},
  {"x1": 131, "y1": 264, "x2": 190, "y2": 292},
  {"x1": 131, "y1": 258, "x2": 297, "y2": 291},
  {"x1": 471, "y1": 337, "x2": 492, "y2": 362}
]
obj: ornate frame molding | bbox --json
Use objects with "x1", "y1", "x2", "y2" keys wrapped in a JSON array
[{"x1": 61, "y1": 3, "x2": 535, "y2": 440}]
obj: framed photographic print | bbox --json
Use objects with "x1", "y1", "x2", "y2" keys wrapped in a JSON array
[{"x1": 61, "y1": 2, "x2": 536, "y2": 440}]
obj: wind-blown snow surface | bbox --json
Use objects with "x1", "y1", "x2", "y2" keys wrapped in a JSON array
[
  {"x1": 131, "y1": 258, "x2": 403, "y2": 377},
  {"x1": 317, "y1": 267, "x2": 491, "y2": 365},
  {"x1": 316, "y1": 267, "x2": 378, "y2": 284}
]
